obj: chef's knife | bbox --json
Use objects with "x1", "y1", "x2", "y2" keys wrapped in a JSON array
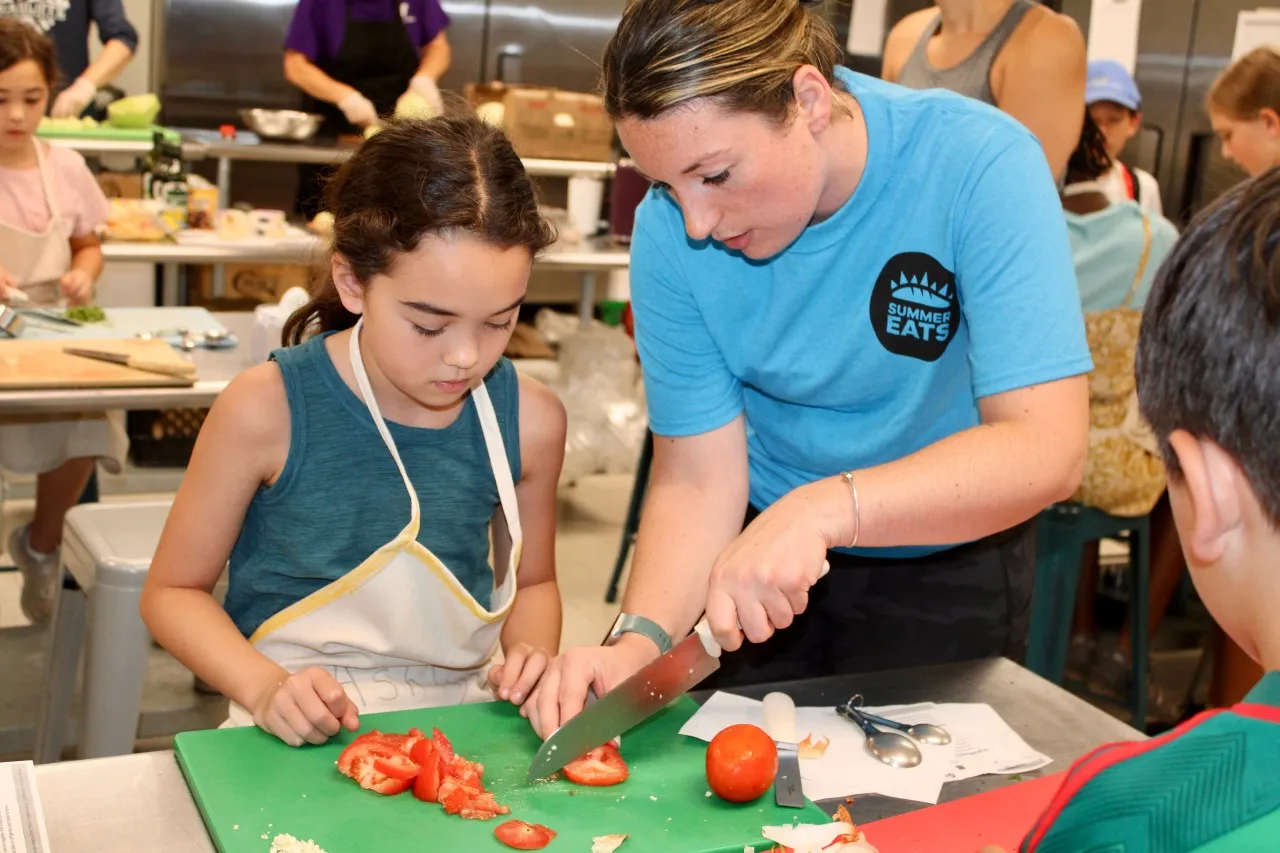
[
  {"x1": 64, "y1": 346, "x2": 197, "y2": 379},
  {"x1": 527, "y1": 619, "x2": 722, "y2": 782},
  {"x1": 763, "y1": 692, "x2": 804, "y2": 808}
]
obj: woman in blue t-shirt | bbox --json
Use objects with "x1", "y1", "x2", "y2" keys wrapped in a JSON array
[{"x1": 527, "y1": 0, "x2": 1094, "y2": 738}]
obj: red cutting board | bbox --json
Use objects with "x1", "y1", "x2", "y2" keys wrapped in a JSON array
[{"x1": 863, "y1": 773, "x2": 1063, "y2": 852}]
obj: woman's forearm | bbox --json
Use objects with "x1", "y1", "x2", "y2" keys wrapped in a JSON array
[
  {"x1": 810, "y1": 379, "x2": 1089, "y2": 549},
  {"x1": 81, "y1": 40, "x2": 134, "y2": 89},
  {"x1": 501, "y1": 580, "x2": 561, "y2": 656}
]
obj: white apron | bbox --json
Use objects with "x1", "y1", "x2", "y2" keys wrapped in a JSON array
[
  {"x1": 0, "y1": 139, "x2": 126, "y2": 476},
  {"x1": 225, "y1": 319, "x2": 521, "y2": 726}
]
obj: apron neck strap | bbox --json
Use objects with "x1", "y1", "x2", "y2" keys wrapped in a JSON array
[
  {"x1": 31, "y1": 138, "x2": 63, "y2": 223},
  {"x1": 469, "y1": 383, "x2": 523, "y2": 545},
  {"x1": 348, "y1": 319, "x2": 421, "y2": 520}
]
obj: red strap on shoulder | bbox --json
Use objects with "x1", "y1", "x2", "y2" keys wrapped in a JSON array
[
  {"x1": 1121, "y1": 163, "x2": 1137, "y2": 200},
  {"x1": 1022, "y1": 709, "x2": 1228, "y2": 852}
]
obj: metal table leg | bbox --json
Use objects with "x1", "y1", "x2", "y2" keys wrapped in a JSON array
[{"x1": 579, "y1": 271, "x2": 597, "y2": 326}]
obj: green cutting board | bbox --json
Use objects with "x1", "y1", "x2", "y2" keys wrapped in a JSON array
[
  {"x1": 174, "y1": 697, "x2": 828, "y2": 853},
  {"x1": 36, "y1": 124, "x2": 177, "y2": 142}
]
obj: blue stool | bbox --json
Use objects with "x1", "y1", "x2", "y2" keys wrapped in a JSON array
[
  {"x1": 605, "y1": 429, "x2": 654, "y2": 604},
  {"x1": 1027, "y1": 502, "x2": 1150, "y2": 726}
]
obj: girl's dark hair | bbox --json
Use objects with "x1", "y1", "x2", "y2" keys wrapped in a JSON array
[
  {"x1": 0, "y1": 18, "x2": 59, "y2": 86},
  {"x1": 283, "y1": 114, "x2": 557, "y2": 345},
  {"x1": 1066, "y1": 110, "x2": 1113, "y2": 183}
]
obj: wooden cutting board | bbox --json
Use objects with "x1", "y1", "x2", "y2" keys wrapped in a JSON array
[{"x1": 0, "y1": 338, "x2": 195, "y2": 390}]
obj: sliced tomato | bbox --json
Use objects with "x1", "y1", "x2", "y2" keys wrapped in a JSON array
[
  {"x1": 461, "y1": 790, "x2": 510, "y2": 821},
  {"x1": 438, "y1": 779, "x2": 474, "y2": 815},
  {"x1": 342, "y1": 749, "x2": 413, "y2": 796},
  {"x1": 494, "y1": 819, "x2": 557, "y2": 849},
  {"x1": 410, "y1": 741, "x2": 441, "y2": 802},
  {"x1": 446, "y1": 755, "x2": 484, "y2": 788},
  {"x1": 563, "y1": 743, "x2": 629, "y2": 787},
  {"x1": 432, "y1": 727, "x2": 455, "y2": 764},
  {"x1": 401, "y1": 727, "x2": 429, "y2": 755},
  {"x1": 373, "y1": 751, "x2": 420, "y2": 780}
]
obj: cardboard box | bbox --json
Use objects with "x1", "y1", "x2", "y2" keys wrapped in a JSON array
[
  {"x1": 96, "y1": 171, "x2": 144, "y2": 199},
  {"x1": 189, "y1": 263, "x2": 313, "y2": 307},
  {"x1": 466, "y1": 83, "x2": 614, "y2": 162}
]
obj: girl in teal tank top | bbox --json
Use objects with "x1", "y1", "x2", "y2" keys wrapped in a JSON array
[{"x1": 140, "y1": 115, "x2": 568, "y2": 749}]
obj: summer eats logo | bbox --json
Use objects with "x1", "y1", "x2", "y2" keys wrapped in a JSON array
[
  {"x1": 2, "y1": 0, "x2": 72, "y2": 32},
  {"x1": 869, "y1": 251, "x2": 959, "y2": 362}
]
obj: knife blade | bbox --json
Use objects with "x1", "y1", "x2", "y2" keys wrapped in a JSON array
[
  {"x1": 763, "y1": 692, "x2": 804, "y2": 808},
  {"x1": 64, "y1": 347, "x2": 197, "y2": 380},
  {"x1": 527, "y1": 618, "x2": 722, "y2": 783}
]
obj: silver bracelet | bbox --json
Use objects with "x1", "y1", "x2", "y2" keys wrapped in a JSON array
[{"x1": 841, "y1": 471, "x2": 861, "y2": 548}]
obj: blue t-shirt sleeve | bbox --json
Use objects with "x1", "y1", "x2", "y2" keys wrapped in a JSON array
[
  {"x1": 283, "y1": 0, "x2": 324, "y2": 61},
  {"x1": 631, "y1": 193, "x2": 744, "y2": 438},
  {"x1": 954, "y1": 131, "x2": 1093, "y2": 399}
]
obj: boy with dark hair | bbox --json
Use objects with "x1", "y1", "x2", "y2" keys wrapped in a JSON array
[
  {"x1": 1010, "y1": 167, "x2": 1280, "y2": 851},
  {"x1": 1087, "y1": 59, "x2": 1163, "y2": 215}
]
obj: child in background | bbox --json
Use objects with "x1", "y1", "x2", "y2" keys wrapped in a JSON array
[
  {"x1": 1207, "y1": 46, "x2": 1280, "y2": 179},
  {"x1": 1008, "y1": 168, "x2": 1280, "y2": 852},
  {"x1": 0, "y1": 19, "x2": 125, "y2": 624},
  {"x1": 140, "y1": 114, "x2": 567, "y2": 748},
  {"x1": 1085, "y1": 59, "x2": 1162, "y2": 215}
]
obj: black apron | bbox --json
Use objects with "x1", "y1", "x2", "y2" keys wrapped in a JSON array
[{"x1": 295, "y1": 1, "x2": 420, "y2": 218}]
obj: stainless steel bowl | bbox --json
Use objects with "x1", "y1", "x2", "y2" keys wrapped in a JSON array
[{"x1": 239, "y1": 108, "x2": 324, "y2": 142}]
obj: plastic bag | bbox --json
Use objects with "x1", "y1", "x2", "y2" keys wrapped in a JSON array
[{"x1": 551, "y1": 318, "x2": 648, "y2": 485}]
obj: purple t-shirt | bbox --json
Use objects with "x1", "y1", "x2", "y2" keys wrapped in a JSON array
[{"x1": 284, "y1": 0, "x2": 450, "y2": 64}]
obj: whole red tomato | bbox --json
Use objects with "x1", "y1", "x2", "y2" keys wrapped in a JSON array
[{"x1": 705, "y1": 724, "x2": 778, "y2": 803}]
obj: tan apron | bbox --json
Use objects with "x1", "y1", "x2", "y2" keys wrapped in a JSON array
[
  {"x1": 0, "y1": 139, "x2": 126, "y2": 476},
  {"x1": 225, "y1": 318, "x2": 521, "y2": 725}
]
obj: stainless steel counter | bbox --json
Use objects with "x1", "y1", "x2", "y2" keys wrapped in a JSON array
[{"x1": 31, "y1": 658, "x2": 1139, "y2": 852}]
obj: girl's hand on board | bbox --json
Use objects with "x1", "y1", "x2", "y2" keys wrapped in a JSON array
[
  {"x1": 59, "y1": 269, "x2": 94, "y2": 306},
  {"x1": 706, "y1": 485, "x2": 833, "y2": 652},
  {"x1": 251, "y1": 666, "x2": 360, "y2": 747},
  {"x1": 488, "y1": 643, "x2": 550, "y2": 707},
  {"x1": 0, "y1": 266, "x2": 20, "y2": 304}
]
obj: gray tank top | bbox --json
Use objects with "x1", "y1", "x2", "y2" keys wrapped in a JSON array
[{"x1": 895, "y1": 0, "x2": 1034, "y2": 106}]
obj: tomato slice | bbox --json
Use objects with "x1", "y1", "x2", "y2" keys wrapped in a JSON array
[
  {"x1": 432, "y1": 727, "x2": 455, "y2": 764},
  {"x1": 494, "y1": 819, "x2": 557, "y2": 850},
  {"x1": 342, "y1": 749, "x2": 413, "y2": 796},
  {"x1": 563, "y1": 743, "x2": 629, "y2": 787},
  {"x1": 373, "y1": 752, "x2": 420, "y2": 780},
  {"x1": 410, "y1": 741, "x2": 441, "y2": 802}
]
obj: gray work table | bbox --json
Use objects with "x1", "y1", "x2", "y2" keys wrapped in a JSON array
[
  {"x1": 31, "y1": 658, "x2": 1140, "y2": 852},
  {"x1": 0, "y1": 312, "x2": 257, "y2": 416}
]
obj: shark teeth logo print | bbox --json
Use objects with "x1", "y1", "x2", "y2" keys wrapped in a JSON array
[{"x1": 869, "y1": 252, "x2": 960, "y2": 362}]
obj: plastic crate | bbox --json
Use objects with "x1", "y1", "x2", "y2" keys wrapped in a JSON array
[{"x1": 126, "y1": 408, "x2": 208, "y2": 468}]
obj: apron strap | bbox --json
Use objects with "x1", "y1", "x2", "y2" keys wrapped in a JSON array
[
  {"x1": 347, "y1": 318, "x2": 422, "y2": 521},
  {"x1": 32, "y1": 138, "x2": 64, "y2": 224},
  {"x1": 470, "y1": 382, "x2": 524, "y2": 546}
]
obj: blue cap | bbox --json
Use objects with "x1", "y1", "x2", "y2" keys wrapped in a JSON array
[{"x1": 1086, "y1": 60, "x2": 1141, "y2": 111}]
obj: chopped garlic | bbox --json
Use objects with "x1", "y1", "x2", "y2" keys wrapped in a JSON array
[
  {"x1": 269, "y1": 833, "x2": 330, "y2": 853},
  {"x1": 649, "y1": 795, "x2": 658, "y2": 801}
]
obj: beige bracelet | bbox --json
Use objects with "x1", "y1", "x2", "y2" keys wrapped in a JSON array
[{"x1": 841, "y1": 471, "x2": 861, "y2": 548}]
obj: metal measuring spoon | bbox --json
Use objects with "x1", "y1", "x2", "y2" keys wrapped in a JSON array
[
  {"x1": 856, "y1": 710, "x2": 952, "y2": 745},
  {"x1": 835, "y1": 701, "x2": 922, "y2": 768}
]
